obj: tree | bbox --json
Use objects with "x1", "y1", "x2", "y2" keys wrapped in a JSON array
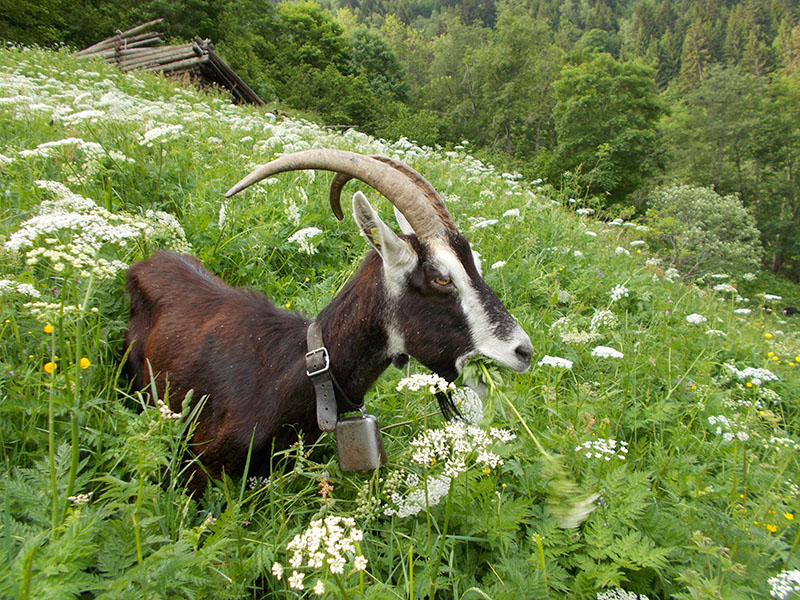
[
  {"x1": 645, "y1": 184, "x2": 762, "y2": 277},
  {"x1": 662, "y1": 64, "x2": 764, "y2": 202},
  {"x1": 547, "y1": 53, "x2": 665, "y2": 204},
  {"x1": 347, "y1": 27, "x2": 409, "y2": 101}
]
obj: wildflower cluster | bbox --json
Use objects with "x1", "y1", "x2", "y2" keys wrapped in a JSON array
[
  {"x1": 763, "y1": 437, "x2": 800, "y2": 452},
  {"x1": 609, "y1": 284, "x2": 629, "y2": 302},
  {"x1": 769, "y1": 570, "x2": 800, "y2": 600},
  {"x1": 452, "y1": 387, "x2": 484, "y2": 424},
  {"x1": 597, "y1": 588, "x2": 650, "y2": 600},
  {"x1": 272, "y1": 515, "x2": 367, "y2": 594},
  {"x1": 384, "y1": 419, "x2": 515, "y2": 518},
  {"x1": 4, "y1": 181, "x2": 190, "y2": 284},
  {"x1": 707, "y1": 415, "x2": 750, "y2": 443},
  {"x1": 685, "y1": 313, "x2": 707, "y2": 325},
  {"x1": 722, "y1": 363, "x2": 779, "y2": 385},
  {"x1": 396, "y1": 373, "x2": 455, "y2": 395},
  {"x1": 590, "y1": 309, "x2": 620, "y2": 331},
  {"x1": 591, "y1": 345, "x2": 624, "y2": 359},
  {"x1": 538, "y1": 355, "x2": 574, "y2": 369},
  {"x1": 0, "y1": 278, "x2": 41, "y2": 299},
  {"x1": 576, "y1": 438, "x2": 629, "y2": 461},
  {"x1": 288, "y1": 226, "x2": 322, "y2": 255},
  {"x1": 156, "y1": 399, "x2": 181, "y2": 420}
]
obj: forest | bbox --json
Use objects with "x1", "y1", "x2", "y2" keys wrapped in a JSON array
[{"x1": 1, "y1": 0, "x2": 799, "y2": 281}]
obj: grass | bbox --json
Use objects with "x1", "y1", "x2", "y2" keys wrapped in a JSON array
[{"x1": 1, "y1": 46, "x2": 799, "y2": 599}]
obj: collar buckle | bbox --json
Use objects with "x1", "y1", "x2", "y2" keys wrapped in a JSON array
[{"x1": 305, "y1": 346, "x2": 330, "y2": 378}]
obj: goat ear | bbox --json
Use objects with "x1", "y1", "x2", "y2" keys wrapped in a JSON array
[
  {"x1": 393, "y1": 206, "x2": 415, "y2": 236},
  {"x1": 353, "y1": 191, "x2": 416, "y2": 269}
]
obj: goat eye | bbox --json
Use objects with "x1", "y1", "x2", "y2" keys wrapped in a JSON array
[{"x1": 433, "y1": 276, "x2": 452, "y2": 287}]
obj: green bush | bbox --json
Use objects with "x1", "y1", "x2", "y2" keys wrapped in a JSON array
[{"x1": 645, "y1": 184, "x2": 763, "y2": 277}]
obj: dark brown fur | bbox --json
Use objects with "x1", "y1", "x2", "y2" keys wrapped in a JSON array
[{"x1": 125, "y1": 251, "x2": 391, "y2": 491}]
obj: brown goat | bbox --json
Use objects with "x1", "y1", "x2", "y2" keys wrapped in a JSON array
[{"x1": 125, "y1": 149, "x2": 532, "y2": 490}]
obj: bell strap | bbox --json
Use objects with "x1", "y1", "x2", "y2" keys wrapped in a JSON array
[{"x1": 306, "y1": 322, "x2": 338, "y2": 432}]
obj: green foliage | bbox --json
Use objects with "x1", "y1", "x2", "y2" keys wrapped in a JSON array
[
  {"x1": 548, "y1": 53, "x2": 665, "y2": 204},
  {"x1": 644, "y1": 184, "x2": 763, "y2": 277}
]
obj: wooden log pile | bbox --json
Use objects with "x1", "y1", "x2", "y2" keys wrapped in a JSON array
[{"x1": 77, "y1": 19, "x2": 264, "y2": 105}]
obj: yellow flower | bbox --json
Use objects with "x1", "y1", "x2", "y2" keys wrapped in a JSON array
[
  {"x1": 481, "y1": 468, "x2": 491, "y2": 475},
  {"x1": 79, "y1": 357, "x2": 91, "y2": 370},
  {"x1": 284, "y1": 302, "x2": 291, "y2": 309},
  {"x1": 795, "y1": 355, "x2": 800, "y2": 363},
  {"x1": 765, "y1": 333, "x2": 773, "y2": 339},
  {"x1": 43, "y1": 362, "x2": 57, "y2": 374},
  {"x1": 772, "y1": 356, "x2": 779, "y2": 362},
  {"x1": 766, "y1": 524, "x2": 778, "y2": 533},
  {"x1": 785, "y1": 512, "x2": 794, "y2": 521},
  {"x1": 768, "y1": 352, "x2": 774, "y2": 357},
  {"x1": 43, "y1": 323, "x2": 54, "y2": 334},
  {"x1": 636, "y1": 249, "x2": 642, "y2": 253},
  {"x1": 746, "y1": 382, "x2": 753, "y2": 388}
]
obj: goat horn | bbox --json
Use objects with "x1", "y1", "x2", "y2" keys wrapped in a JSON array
[
  {"x1": 225, "y1": 149, "x2": 456, "y2": 242},
  {"x1": 328, "y1": 155, "x2": 447, "y2": 224}
]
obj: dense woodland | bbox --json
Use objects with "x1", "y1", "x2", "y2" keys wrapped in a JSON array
[{"x1": 2, "y1": 0, "x2": 799, "y2": 279}]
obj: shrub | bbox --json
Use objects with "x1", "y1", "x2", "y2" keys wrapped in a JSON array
[{"x1": 644, "y1": 184, "x2": 762, "y2": 277}]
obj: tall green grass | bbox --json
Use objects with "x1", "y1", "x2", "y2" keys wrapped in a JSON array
[{"x1": 1, "y1": 47, "x2": 799, "y2": 599}]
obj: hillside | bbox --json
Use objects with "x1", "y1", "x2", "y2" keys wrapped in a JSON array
[{"x1": 1, "y1": 47, "x2": 800, "y2": 599}]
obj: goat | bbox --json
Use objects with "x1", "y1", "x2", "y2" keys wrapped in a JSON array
[{"x1": 125, "y1": 149, "x2": 533, "y2": 490}]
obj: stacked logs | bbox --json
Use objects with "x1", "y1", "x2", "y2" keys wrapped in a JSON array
[{"x1": 77, "y1": 19, "x2": 264, "y2": 105}]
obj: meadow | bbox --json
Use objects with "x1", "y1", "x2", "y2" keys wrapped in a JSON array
[{"x1": 1, "y1": 47, "x2": 799, "y2": 599}]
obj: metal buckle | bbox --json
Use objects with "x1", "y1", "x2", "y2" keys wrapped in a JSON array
[{"x1": 305, "y1": 347, "x2": 330, "y2": 377}]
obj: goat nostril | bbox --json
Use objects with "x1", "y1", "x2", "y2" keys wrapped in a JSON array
[{"x1": 515, "y1": 343, "x2": 533, "y2": 363}]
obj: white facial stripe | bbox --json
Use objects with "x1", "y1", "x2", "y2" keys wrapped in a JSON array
[
  {"x1": 429, "y1": 240, "x2": 532, "y2": 372},
  {"x1": 428, "y1": 240, "x2": 523, "y2": 370}
]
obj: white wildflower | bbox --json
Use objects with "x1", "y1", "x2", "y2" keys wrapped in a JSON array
[
  {"x1": 722, "y1": 363, "x2": 779, "y2": 383},
  {"x1": 576, "y1": 438, "x2": 628, "y2": 461},
  {"x1": 733, "y1": 308, "x2": 752, "y2": 315},
  {"x1": 396, "y1": 373, "x2": 454, "y2": 395},
  {"x1": 453, "y1": 387, "x2": 483, "y2": 424},
  {"x1": 271, "y1": 562, "x2": 283, "y2": 580},
  {"x1": 609, "y1": 284, "x2": 629, "y2": 302},
  {"x1": 705, "y1": 329, "x2": 727, "y2": 337},
  {"x1": 157, "y1": 399, "x2": 181, "y2": 420},
  {"x1": 769, "y1": 570, "x2": 800, "y2": 600},
  {"x1": 685, "y1": 313, "x2": 707, "y2": 325},
  {"x1": 591, "y1": 345, "x2": 624, "y2": 359},
  {"x1": 537, "y1": 355, "x2": 573, "y2": 369},
  {"x1": 491, "y1": 260, "x2": 507, "y2": 270},
  {"x1": 313, "y1": 580, "x2": 325, "y2": 595},
  {"x1": 597, "y1": 588, "x2": 650, "y2": 600},
  {"x1": 708, "y1": 415, "x2": 749, "y2": 443},
  {"x1": 713, "y1": 283, "x2": 737, "y2": 293},
  {"x1": 590, "y1": 309, "x2": 619, "y2": 331},
  {"x1": 288, "y1": 227, "x2": 322, "y2": 255},
  {"x1": 67, "y1": 491, "x2": 93, "y2": 506},
  {"x1": 288, "y1": 570, "x2": 305, "y2": 590}
]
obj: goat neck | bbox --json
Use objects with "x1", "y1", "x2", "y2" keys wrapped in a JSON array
[{"x1": 313, "y1": 251, "x2": 393, "y2": 406}]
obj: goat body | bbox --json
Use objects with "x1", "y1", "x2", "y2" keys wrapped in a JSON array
[{"x1": 125, "y1": 150, "x2": 533, "y2": 490}]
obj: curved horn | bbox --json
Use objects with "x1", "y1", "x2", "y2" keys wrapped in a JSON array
[
  {"x1": 328, "y1": 155, "x2": 448, "y2": 225},
  {"x1": 225, "y1": 149, "x2": 456, "y2": 242}
]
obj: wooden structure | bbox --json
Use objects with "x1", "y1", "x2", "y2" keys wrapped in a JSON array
[{"x1": 77, "y1": 19, "x2": 264, "y2": 105}]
